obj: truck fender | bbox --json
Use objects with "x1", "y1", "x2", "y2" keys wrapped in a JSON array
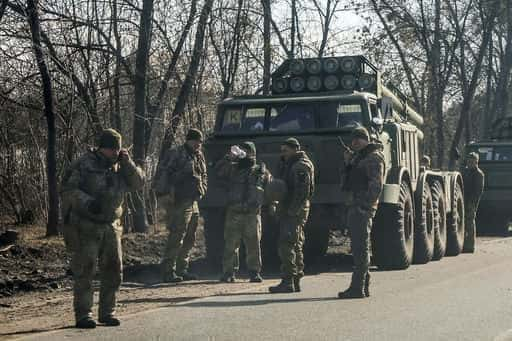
[{"x1": 380, "y1": 167, "x2": 411, "y2": 205}]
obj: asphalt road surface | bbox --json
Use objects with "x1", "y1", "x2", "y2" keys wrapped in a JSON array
[{"x1": 20, "y1": 236, "x2": 512, "y2": 341}]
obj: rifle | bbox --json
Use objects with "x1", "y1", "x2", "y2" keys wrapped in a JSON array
[{"x1": 337, "y1": 136, "x2": 352, "y2": 154}]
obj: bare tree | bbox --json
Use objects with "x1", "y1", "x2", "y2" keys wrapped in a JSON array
[{"x1": 26, "y1": 0, "x2": 59, "y2": 236}]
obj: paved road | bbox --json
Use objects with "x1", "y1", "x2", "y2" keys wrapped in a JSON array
[{"x1": 21, "y1": 236, "x2": 512, "y2": 341}]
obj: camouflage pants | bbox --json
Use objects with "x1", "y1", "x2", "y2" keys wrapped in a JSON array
[
  {"x1": 464, "y1": 200, "x2": 478, "y2": 251},
  {"x1": 162, "y1": 200, "x2": 199, "y2": 275},
  {"x1": 347, "y1": 205, "x2": 375, "y2": 289},
  {"x1": 278, "y1": 207, "x2": 309, "y2": 278},
  {"x1": 69, "y1": 217, "x2": 122, "y2": 322},
  {"x1": 222, "y1": 208, "x2": 262, "y2": 274}
]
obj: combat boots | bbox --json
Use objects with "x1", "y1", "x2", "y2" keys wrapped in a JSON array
[
  {"x1": 364, "y1": 273, "x2": 370, "y2": 297},
  {"x1": 99, "y1": 315, "x2": 121, "y2": 326},
  {"x1": 220, "y1": 272, "x2": 236, "y2": 283},
  {"x1": 337, "y1": 287, "x2": 365, "y2": 299},
  {"x1": 269, "y1": 277, "x2": 295, "y2": 293},
  {"x1": 76, "y1": 317, "x2": 97, "y2": 329},
  {"x1": 163, "y1": 271, "x2": 183, "y2": 283},
  {"x1": 249, "y1": 271, "x2": 263, "y2": 283},
  {"x1": 294, "y1": 274, "x2": 303, "y2": 292},
  {"x1": 178, "y1": 271, "x2": 198, "y2": 281}
]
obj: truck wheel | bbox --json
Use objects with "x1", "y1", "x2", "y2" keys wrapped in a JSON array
[
  {"x1": 373, "y1": 181, "x2": 414, "y2": 270},
  {"x1": 446, "y1": 181, "x2": 465, "y2": 256},
  {"x1": 304, "y1": 206, "x2": 331, "y2": 263},
  {"x1": 413, "y1": 182, "x2": 434, "y2": 264},
  {"x1": 203, "y1": 208, "x2": 225, "y2": 269},
  {"x1": 431, "y1": 181, "x2": 447, "y2": 260}
]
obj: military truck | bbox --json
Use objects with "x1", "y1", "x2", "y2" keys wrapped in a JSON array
[
  {"x1": 202, "y1": 55, "x2": 466, "y2": 270},
  {"x1": 465, "y1": 116, "x2": 512, "y2": 234}
]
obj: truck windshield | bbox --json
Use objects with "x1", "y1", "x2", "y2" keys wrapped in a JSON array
[
  {"x1": 218, "y1": 100, "x2": 364, "y2": 133},
  {"x1": 471, "y1": 146, "x2": 512, "y2": 161}
]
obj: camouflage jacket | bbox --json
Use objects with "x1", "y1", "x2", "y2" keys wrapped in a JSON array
[
  {"x1": 278, "y1": 151, "x2": 315, "y2": 216},
  {"x1": 215, "y1": 157, "x2": 272, "y2": 213},
  {"x1": 344, "y1": 142, "x2": 385, "y2": 211},
  {"x1": 155, "y1": 144, "x2": 207, "y2": 203},
  {"x1": 61, "y1": 150, "x2": 145, "y2": 224},
  {"x1": 462, "y1": 167, "x2": 484, "y2": 204}
]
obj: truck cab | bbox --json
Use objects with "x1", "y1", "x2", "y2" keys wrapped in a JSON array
[{"x1": 202, "y1": 56, "x2": 465, "y2": 269}]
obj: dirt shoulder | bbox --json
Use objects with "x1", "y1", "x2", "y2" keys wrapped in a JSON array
[{"x1": 0, "y1": 224, "x2": 351, "y2": 338}]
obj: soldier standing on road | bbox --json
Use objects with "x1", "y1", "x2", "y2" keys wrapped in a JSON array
[
  {"x1": 269, "y1": 138, "x2": 315, "y2": 294},
  {"x1": 157, "y1": 129, "x2": 208, "y2": 283},
  {"x1": 462, "y1": 152, "x2": 485, "y2": 252},
  {"x1": 339, "y1": 127, "x2": 385, "y2": 299},
  {"x1": 61, "y1": 129, "x2": 145, "y2": 328},
  {"x1": 215, "y1": 142, "x2": 272, "y2": 283}
]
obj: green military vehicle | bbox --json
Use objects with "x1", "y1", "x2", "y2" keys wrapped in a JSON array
[
  {"x1": 465, "y1": 116, "x2": 512, "y2": 234},
  {"x1": 202, "y1": 55, "x2": 466, "y2": 269}
]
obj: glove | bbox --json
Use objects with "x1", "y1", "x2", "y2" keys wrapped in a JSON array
[{"x1": 88, "y1": 199, "x2": 102, "y2": 215}]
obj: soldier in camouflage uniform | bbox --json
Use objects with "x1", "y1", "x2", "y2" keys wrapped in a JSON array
[
  {"x1": 157, "y1": 129, "x2": 208, "y2": 282},
  {"x1": 462, "y1": 152, "x2": 485, "y2": 253},
  {"x1": 339, "y1": 127, "x2": 385, "y2": 299},
  {"x1": 269, "y1": 138, "x2": 315, "y2": 294},
  {"x1": 61, "y1": 129, "x2": 144, "y2": 328},
  {"x1": 215, "y1": 142, "x2": 272, "y2": 283}
]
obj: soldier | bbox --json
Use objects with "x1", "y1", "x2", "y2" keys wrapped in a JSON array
[
  {"x1": 269, "y1": 138, "x2": 314, "y2": 293},
  {"x1": 462, "y1": 152, "x2": 485, "y2": 252},
  {"x1": 158, "y1": 128, "x2": 208, "y2": 282},
  {"x1": 215, "y1": 142, "x2": 272, "y2": 283},
  {"x1": 338, "y1": 126, "x2": 385, "y2": 299},
  {"x1": 61, "y1": 129, "x2": 144, "y2": 328}
]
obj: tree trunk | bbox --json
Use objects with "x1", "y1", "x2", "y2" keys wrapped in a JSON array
[
  {"x1": 26, "y1": 0, "x2": 59, "y2": 236},
  {"x1": 160, "y1": 0, "x2": 214, "y2": 156},
  {"x1": 261, "y1": 0, "x2": 271, "y2": 95},
  {"x1": 131, "y1": 0, "x2": 154, "y2": 233}
]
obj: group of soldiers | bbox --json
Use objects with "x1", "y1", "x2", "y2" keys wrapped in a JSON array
[{"x1": 60, "y1": 126, "x2": 484, "y2": 329}]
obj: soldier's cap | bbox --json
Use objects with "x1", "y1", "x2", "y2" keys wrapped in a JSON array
[
  {"x1": 186, "y1": 128, "x2": 203, "y2": 142},
  {"x1": 351, "y1": 126, "x2": 370, "y2": 142},
  {"x1": 467, "y1": 152, "x2": 479, "y2": 161},
  {"x1": 98, "y1": 128, "x2": 122, "y2": 150},
  {"x1": 281, "y1": 137, "x2": 301, "y2": 149},
  {"x1": 239, "y1": 141, "x2": 256, "y2": 156}
]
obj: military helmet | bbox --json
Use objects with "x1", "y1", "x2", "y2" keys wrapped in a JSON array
[
  {"x1": 98, "y1": 128, "x2": 122, "y2": 149},
  {"x1": 240, "y1": 141, "x2": 256, "y2": 157},
  {"x1": 186, "y1": 128, "x2": 203, "y2": 142},
  {"x1": 265, "y1": 178, "x2": 288, "y2": 202},
  {"x1": 351, "y1": 126, "x2": 370, "y2": 142},
  {"x1": 467, "y1": 152, "x2": 479, "y2": 161},
  {"x1": 282, "y1": 137, "x2": 301, "y2": 149}
]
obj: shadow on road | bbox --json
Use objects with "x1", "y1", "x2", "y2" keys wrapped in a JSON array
[
  {"x1": 118, "y1": 296, "x2": 199, "y2": 305},
  {"x1": 178, "y1": 295, "x2": 338, "y2": 308},
  {"x1": 0, "y1": 325, "x2": 74, "y2": 337}
]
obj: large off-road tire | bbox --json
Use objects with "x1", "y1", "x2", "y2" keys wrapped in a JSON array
[
  {"x1": 203, "y1": 208, "x2": 226, "y2": 269},
  {"x1": 372, "y1": 181, "x2": 414, "y2": 270},
  {"x1": 431, "y1": 181, "x2": 447, "y2": 260},
  {"x1": 304, "y1": 205, "x2": 331, "y2": 263},
  {"x1": 446, "y1": 181, "x2": 465, "y2": 256},
  {"x1": 413, "y1": 182, "x2": 434, "y2": 264}
]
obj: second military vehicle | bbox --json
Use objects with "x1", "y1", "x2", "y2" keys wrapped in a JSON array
[
  {"x1": 202, "y1": 56, "x2": 466, "y2": 269},
  {"x1": 465, "y1": 116, "x2": 512, "y2": 235}
]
